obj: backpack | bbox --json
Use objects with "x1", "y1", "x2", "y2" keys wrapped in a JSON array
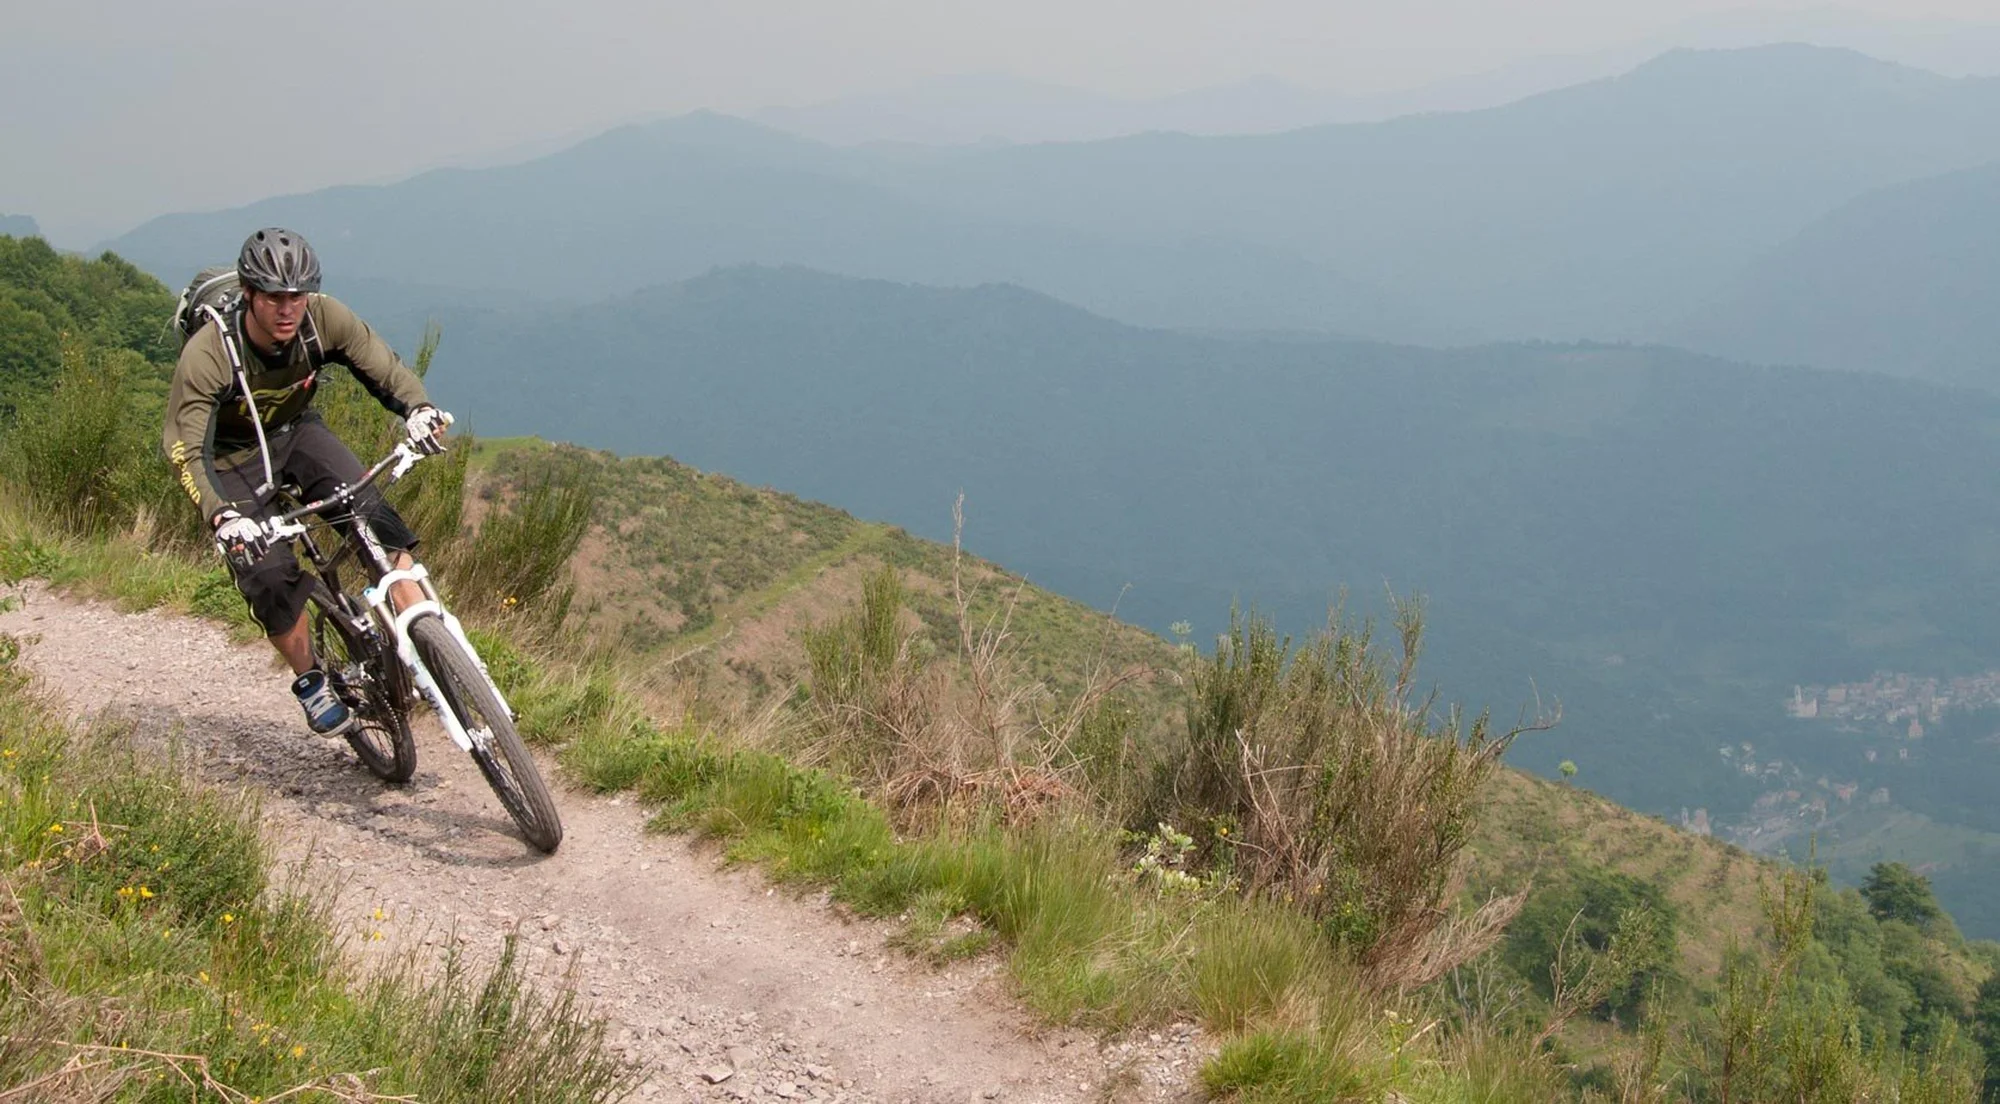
[{"x1": 172, "y1": 266, "x2": 242, "y2": 346}]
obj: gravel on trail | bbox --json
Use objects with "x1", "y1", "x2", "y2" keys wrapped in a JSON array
[{"x1": 0, "y1": 582, "x2": 1207, "y2": 1104}]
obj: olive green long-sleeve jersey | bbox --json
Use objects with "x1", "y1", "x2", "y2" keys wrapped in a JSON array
[{"x1": 163, "y1": 294, "x2": 430, "y2": 523}]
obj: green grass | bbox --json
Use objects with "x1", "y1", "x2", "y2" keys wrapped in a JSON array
[
  {"x1": 1, "y1": 500, "x2": 260, "y2": 634},
  {"x1": 0, "y1": 631, "x2": 637, "y2": 1102}
]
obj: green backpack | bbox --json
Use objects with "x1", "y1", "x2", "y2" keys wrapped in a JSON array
[{"x1": 171, "y1": 266, "x2": 243, "y2": 346}]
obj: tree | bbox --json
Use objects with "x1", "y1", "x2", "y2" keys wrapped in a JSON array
[
  {"x1": 0, "y1": 291, "x2": 60, "y2": 417},
  {"x1": 1861, "y1": 862, "x2": 1944, "y2": 928},
  {"x1": 1973, "y1": 974, "x2": 2000, "y2": 1099},
  {"x1": 1504, "y1": 865, "x2": 1678, "y2": 1022}
]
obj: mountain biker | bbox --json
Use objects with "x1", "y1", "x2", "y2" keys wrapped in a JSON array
[{"x1": 163, "y1": 227, "x2": 452, "y2": 738}]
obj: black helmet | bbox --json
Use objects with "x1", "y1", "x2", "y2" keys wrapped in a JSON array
[{"x1": 237, "y1": 227, "x2": 322, "y2": 293}]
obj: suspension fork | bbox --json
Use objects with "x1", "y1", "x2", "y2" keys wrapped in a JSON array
[{"x1": 353, "y1": 527, "x2": 516, "y2": 751}]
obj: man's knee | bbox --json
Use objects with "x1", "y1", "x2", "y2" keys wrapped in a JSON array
[
  {"x1": 233, "y1": 545, "x2": 313, "y2": 635},
  {"x1": 353, "y1": 490, "x2": 419, "y2": 552}
]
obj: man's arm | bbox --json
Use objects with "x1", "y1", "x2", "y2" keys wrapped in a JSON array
[
  {"x1": 309, "y1": 295, "x2": 431, "y2": 416},
  {"x1": 162, "y1": 336, "x2": 233, "y2": 525}
]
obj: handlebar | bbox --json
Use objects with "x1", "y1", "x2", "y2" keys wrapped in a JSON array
[{"x1": 264, "y1": 414, "x2": 454, "y2": 541}]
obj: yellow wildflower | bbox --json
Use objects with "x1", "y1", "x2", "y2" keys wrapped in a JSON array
[
  {"x1": 221, "y1": 913, "x2": 236, "y2": 924},
  {"x1": 291, "y1": 1045, "x2": 305, "y2": 1059},
  {"x1": 137, "y1": 886, "x2": 155, "y2": 899}
]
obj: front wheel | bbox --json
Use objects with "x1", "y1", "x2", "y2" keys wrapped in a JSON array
[
  {"x1": 309, "y1": 586, "x2": 416, "y2": 783},
  {"x1": 408, "y1": 615, "x2": 563, "y2": 853}
]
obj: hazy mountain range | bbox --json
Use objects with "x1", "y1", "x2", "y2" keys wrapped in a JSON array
[
  {"x1": 108, "y1": 45, "x2": 2000, "y2": 381},
  {"x1": 1675, "y1": 161, "x2": 2000, "y2": 389},
  {"x1": 0, "y1": 215, "x2": 38, "y2": 239},
  {"x1": 750, "y1": 10, "x2": 2000, "y2": 147}
]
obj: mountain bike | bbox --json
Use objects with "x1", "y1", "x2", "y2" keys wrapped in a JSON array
[{"x1": 259, "y1": 431, "x2": 564, "y2": 853}]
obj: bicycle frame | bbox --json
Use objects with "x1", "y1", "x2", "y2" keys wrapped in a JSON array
[{"x1": 268, "y1": 438, "x2": 514, "y2": 754}]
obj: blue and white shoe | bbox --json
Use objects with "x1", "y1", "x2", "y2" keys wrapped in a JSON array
[{"x1": 293, "y1": 668, "x2": 357, "y2": 737}]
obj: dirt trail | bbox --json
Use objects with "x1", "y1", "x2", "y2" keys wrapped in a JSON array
[{"x1": 0, "y1": 583, "x2": 1204, "y2": 1104}]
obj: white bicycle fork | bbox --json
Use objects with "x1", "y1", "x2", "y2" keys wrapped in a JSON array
[{"x1": 362, "y1": 562, "x2": 515, "y2": 753}]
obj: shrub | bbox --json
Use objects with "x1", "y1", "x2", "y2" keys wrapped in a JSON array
[
  {"x1": 802, "y1": 564, "x2": 945, "y2": 795},
  {"x1": 1155, "y1": 602, "x2": 1532, "y2": 987},
  {"x1": 455, "y1": 450, "x2": 597, "y2": 617},
  {"x1": 799, "y1": 534, "x2": 1143, "y2": 823},
  {"x1": 1683, "y1": 866, "x2": 1985, "y2": 1102},
  {"x1": 2, "y1": 341, "x2": 145, "y2": 535}
]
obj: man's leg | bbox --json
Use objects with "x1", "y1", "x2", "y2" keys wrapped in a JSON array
[
  {"x1": 286, "y1": 417, "x2": 429, "y2": 610},
  {"x1": 228, "y1": 535, "x2": 353, "y2": 735},
  {"x1": 213, "y1": 434, "x2": 353, "y2": 737},
  {"x1": 271, "y1": 611, "x2": 316, "y2": 675},
  {"x1": 390, "y1": 551, "x2": 424, "y2": 613}
]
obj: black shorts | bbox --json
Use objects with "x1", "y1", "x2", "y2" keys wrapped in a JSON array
[{"x1": 213, "y1": 413, "x2": 419, "y2": 635}]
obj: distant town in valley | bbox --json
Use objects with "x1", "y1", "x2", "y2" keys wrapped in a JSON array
[
  {"x1": 1783, "y1": 670, "x2": 2000, "y2": 735},
  {"x1": 1697, "y1": 669, "x2": 2000, "y2": 852}
]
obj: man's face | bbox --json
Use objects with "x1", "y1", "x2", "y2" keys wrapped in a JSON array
[{"x1": 246, "y1": 289, "x2": 308, "y2": 346}]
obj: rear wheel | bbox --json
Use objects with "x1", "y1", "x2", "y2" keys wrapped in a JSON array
[
  {"x1": 308, "y1": 586, "x2": 416, "y2": 782},
  {"x1": 409, "y1": 615, "x2": 563, "y2": 853}
]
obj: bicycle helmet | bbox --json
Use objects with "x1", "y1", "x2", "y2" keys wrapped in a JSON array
[{"x1": 237, "y1": 227, "x2": 322, "y2": 294}]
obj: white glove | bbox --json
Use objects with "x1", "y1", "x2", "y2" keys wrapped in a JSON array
[
  {"x1": 213, "y1": 510, "x2": 269, "y2": 566},
  {"x1": 406, "y1": 405, "x2": 452, "y2": 454}
]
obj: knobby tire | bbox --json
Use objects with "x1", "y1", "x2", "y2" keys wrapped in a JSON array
[
  {"x1": 308, "y1": 585, "x2": 417, "y2": 782},
  {"x1": 408, "y1": 615, "x2": 563, "y2": 853}
]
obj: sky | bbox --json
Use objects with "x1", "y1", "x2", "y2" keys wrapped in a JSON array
[{"x1": 6, "y1": 1, "x2": 2000, "y2": 245}]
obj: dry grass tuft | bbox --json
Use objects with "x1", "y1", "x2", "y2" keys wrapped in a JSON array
[{"x1": 801, "y1": 496, "x2": 1142, "y2": 826}]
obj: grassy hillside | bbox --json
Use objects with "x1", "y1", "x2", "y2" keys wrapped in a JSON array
[
  {"x1": 478, "y1": 440, "x2": 1181, "y2": 716},
  {"x1": 474, "y1": 434, "x2": 2000, "y2": 1056}
]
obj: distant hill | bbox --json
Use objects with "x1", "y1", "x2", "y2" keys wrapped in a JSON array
[
  {"x1": 104, "y1": 46, "x2": 2000, "y2": 346},
  {"x1": 750, "y1": 70, "x2": 1584, "y2": 146},
  {"x1": 1674, "y1": 161, "x2": 2000, "y2": 391},
  {"x1": 104, "y1": 112, "x2": 1437, "y2": 343},
  {"x1": 0, "y1": 215, "x2": 38, "y2": 238},
  {"x1": 754, "y1": 74, "x2": 1346, "y2": 145},
  {"x1": 853, "y1": 46, "x2": 2000, "y2": 341},
  {"x1": 416, "y1": 264, "x2": 2000, "y2": 943}
]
